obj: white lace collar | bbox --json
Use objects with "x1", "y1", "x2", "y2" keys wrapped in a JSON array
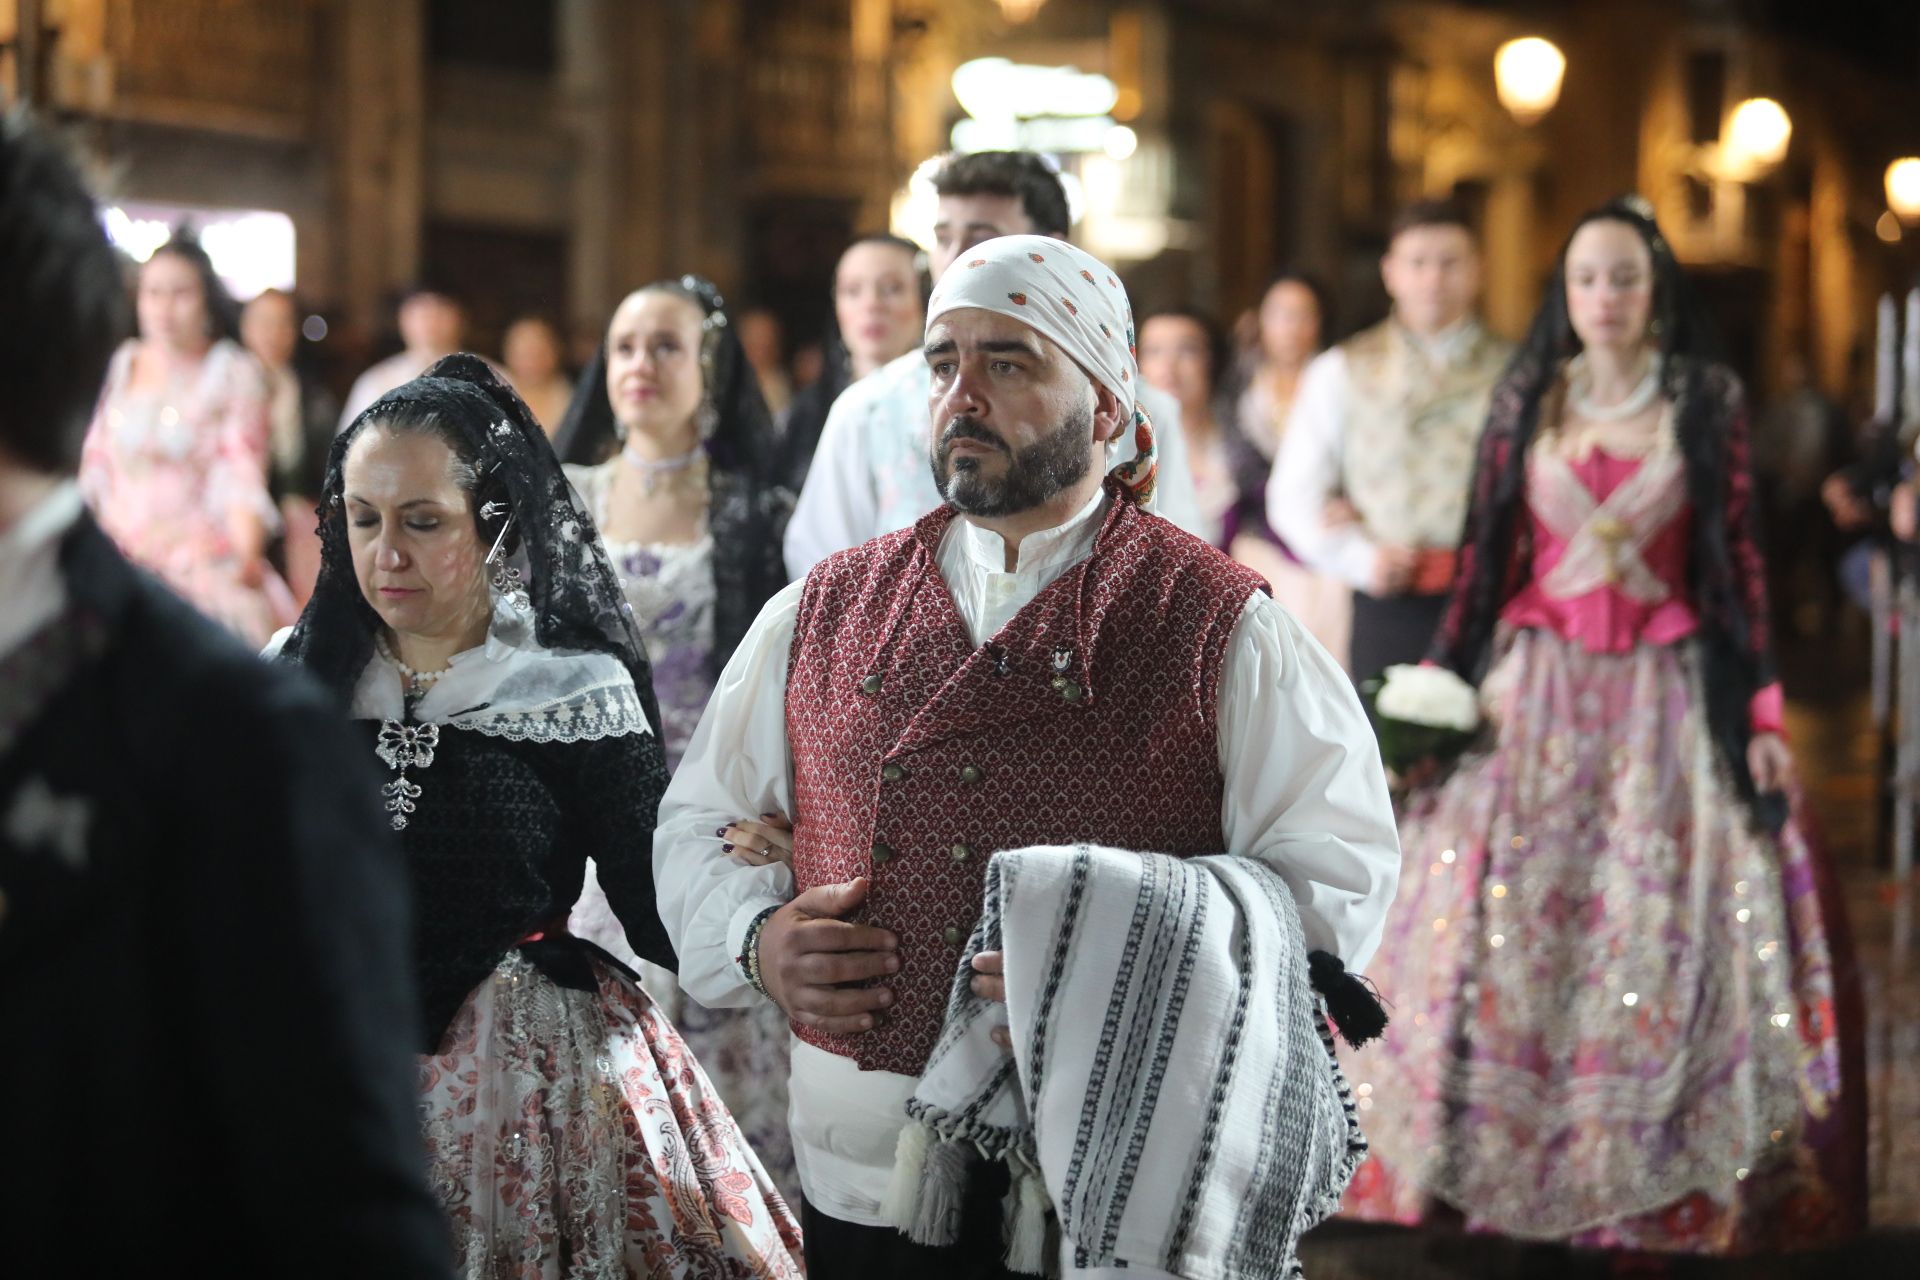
[{"x1": 266, "y1": 596, "x2": 653, "y2": 743}]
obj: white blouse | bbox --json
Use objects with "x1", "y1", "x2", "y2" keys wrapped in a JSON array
[{"x1": 653, "y1": 487, "x2": 1401, "y2": 1250}]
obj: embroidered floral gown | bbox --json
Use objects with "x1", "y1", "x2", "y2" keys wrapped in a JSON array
[
  {"x1": 1340, "y1": 401, "x2": 1863, "y2": 1253},
  {"x1": 563, "y1": 460, "x2": 799, "y2": 1205},
  {"x1": 79, "y1": 339, "x2": 296, "y2": 646},
  {"x1": 271, "y1": 605, "x2": 804, "y2": 1279}
]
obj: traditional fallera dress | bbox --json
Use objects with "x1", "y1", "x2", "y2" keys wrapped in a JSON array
[
  {"x1": 1341, "y1": 390, "x2": 1863, "y2": 1253},
  {"x1": 270, "y1": 595, "x2": 804, "y2": 1279},
  {"x1": 564, "y1": 459, "x2": 800, "y2": 1203},
  {"x1": 79, "y1": 338, "x2": 296, "y2": 646}
]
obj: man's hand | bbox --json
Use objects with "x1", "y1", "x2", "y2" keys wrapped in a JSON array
[
  {"x1": 759, "y1": 877, "x2": 899, "y2": 1034},
  {"x1": 970, "y1": 951, "x2": 1013, "y2": 1050},
  {"x1": 1372, "y1": 544, "x2": 1420, "y2": 596},
  {"x1": 1324, "y1": 497, "x2": 1361, "y2": 528}
]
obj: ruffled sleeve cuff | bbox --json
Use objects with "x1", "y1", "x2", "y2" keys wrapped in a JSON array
[{"x1": 1749, "y1": 683, "x2": 1785, "y2": 736}]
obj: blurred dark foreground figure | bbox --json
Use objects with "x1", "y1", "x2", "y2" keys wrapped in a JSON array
[{"x1": 0, "y1": 109, "x2": 454, "y2": 1277}]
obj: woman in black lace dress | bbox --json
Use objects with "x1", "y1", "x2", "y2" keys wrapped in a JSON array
[{"x1": 270, "y1": 354, "x2": 803, "y2": 1277}]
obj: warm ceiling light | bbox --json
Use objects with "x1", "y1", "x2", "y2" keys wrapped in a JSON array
[
  {"x1": 1887, "y1": 158, "x2": 1920, "y2": 221},
  {"x1": 1877, "y1": 210, "x2": 1904, "y2": 244},
  {"x1": 1726, "y1": 97, "x2": 1792, "y2": 171},
  {"x1": 997, "y1": 0, "x2": 1046, "y2": 22},
  {"x1": 1493, "y1": 37, "x2": 1566, "y2": 125}
]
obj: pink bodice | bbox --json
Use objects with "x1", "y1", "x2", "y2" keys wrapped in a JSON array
[{"x1": 1501, "y1": 448, "x2": 1697, "y2": 653}]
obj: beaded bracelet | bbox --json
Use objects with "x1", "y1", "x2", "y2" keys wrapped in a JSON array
[{"x1": 737, "y1": 903, "x2": 781, "y2": 999}]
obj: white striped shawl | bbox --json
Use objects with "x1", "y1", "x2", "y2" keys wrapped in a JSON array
[{"x1": 887, "y1": 843, "x2": 1367, "y2": 1278}]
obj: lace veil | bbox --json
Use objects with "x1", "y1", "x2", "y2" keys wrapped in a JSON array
[
  {"x1": 275, "y1": 353, "x2": 663, "y2": 739},
  {"x1": 552, "y1": 276, "x2": 792, "y2": 674}
]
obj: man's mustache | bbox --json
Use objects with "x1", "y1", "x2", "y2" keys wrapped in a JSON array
[{"x1": 938, "y1": 416, "x2": 1009, "y2": 454}]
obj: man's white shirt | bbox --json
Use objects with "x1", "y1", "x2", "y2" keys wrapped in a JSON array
[{"x1": 655, "y1": 486, "x2": 1401, "y2": 1267}]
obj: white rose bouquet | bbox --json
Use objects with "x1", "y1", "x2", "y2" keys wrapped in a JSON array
[{"x1": 1360, "y1": 664, "x2": 1482, "y2": 775}]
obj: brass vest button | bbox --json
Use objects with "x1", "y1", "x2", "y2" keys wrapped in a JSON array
[
  {"x1": 950, "y1": 843, "x2": 972, "y2": 862},
  {"x1": 881, "y1": 762, "x2": 907, "y2": 783},
  {"x1": 942, "y1": 925, "x2": 963, "y2": 947},
  {"x1": 959, "y1": 764, "x2": 984, "y2": 784},
  {"x1": 870, "y1": 842, "x2": 895, "y2": 865},
  {"x1": 1052, "y1": 675, "x2": 1085, "y2": 702},
  {"x1": 860, "y1": 673, "x2": 883, "y2": 695}
]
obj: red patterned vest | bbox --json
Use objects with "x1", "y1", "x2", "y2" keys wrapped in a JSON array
[{"x1": 784, "y1": 486, "x2": 1269, "y2": 1074}]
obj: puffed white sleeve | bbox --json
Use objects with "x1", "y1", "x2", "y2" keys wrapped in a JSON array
[
  {"x1": 1265, "y1": 348, "x2": 1382, "y2": 591},
  {"x1": 1217, "y1": 590, "x2": 1401, "y2": 970},
  {"x1": 652, "y1": 579, "x2": 806, "y2": 1007},
  {"x1": 784, "y1": 380, "x2": 884, "y2": 580}
]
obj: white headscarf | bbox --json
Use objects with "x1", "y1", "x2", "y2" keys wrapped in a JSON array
[{"x1": 925, "y1": 235, "x2": 1157, "y2": 506}]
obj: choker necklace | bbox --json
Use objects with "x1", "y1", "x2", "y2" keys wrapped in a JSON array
[
  {"x1": 621, "y1": 442, "x2": 705, "y2": 495},
  {"x1": 1567, "y1": 354, "x2": 1661, "y2": 423},
  {"x1": 376, "y1": 632, "x2": 450, "y2": 695}
]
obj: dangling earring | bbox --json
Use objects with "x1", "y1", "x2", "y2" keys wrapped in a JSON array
[
  {"x1": 490, "y1": 558, "x2": 525, "y2": 596},
  {"x1": 481, "y1": 501, "x2": 529, "y2": 608}
]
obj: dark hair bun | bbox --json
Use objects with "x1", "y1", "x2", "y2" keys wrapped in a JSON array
[
  {"x1": 422, "y1": 351, "x2": 505, "y2": 388},
  {"x1": 423, "y1": 351, "x2": 540, "y2": 426}
]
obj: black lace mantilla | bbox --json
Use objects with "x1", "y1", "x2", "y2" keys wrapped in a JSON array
[
  {"x1": 553, "y1": 276, "x2": 792, "y2": 675},
  {"x1": 277, "y1": 353, "x2": 663, "y2": 738}
]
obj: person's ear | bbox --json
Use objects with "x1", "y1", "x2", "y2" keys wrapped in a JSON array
[{"x1": 1091, "y1": 380, "x2": 1128, "y2": 445}]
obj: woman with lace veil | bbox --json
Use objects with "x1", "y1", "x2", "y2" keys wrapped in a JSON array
[
  {"x1": 269, "y1": 354, "x2": 803, "y2": 1276},
  {"x1": 552, "y1": 277, "x2": 799, "y2": 1199},
  {"x1": 1340, "y1": 198, "x2": 1863, "y2": 1256}
]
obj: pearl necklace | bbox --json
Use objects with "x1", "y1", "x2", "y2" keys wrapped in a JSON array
[
  {"x1": 621, "y1": 441, "x2": 705, "y2": 495},
  {"x1": 1567, "y1": 354, "x2": 1661, "y2": 423},
  {"x1": 375, "y1": 632, "x2": 449, "y2": 693}
]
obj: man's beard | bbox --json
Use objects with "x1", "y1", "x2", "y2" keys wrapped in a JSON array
[{"x1": 929, "y1": 404, "x2": 1094, "y2": 517}]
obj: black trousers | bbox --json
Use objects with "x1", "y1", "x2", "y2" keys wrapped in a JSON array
[
  {"x1": 1348, "y1": 590, "x2": 1450, "y2": 684},
  {"x1": 800, "y1": 1161, "x2": 1019, "y2": 1280}
]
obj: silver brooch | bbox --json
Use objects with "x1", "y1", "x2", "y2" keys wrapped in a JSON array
[{"x1": 375, "y1": 721, "x2": 440, "y2": 770}]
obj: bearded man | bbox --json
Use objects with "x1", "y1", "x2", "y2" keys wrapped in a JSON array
[{"x1": 656, "y1": 235, "x2": 1400, "y2": 1277}]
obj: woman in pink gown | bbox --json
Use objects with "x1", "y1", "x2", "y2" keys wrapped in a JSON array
[
  {"x1": 1342, "y1": 198, "x2": 1863, "y2": 1257},
  {"x1": 79, "y1": 236, "x2": 294, "y2": 646}
]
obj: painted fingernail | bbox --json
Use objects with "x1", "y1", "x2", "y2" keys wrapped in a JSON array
[
  {"x1": 714, "y1": 826, "x2": 729, "y2": 838},
  {"x1": 722, "y1": 842, "x2": 735, "y2": 853}
]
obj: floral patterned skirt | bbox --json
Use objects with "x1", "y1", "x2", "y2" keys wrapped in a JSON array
[
  {"x1": 570, "y1": 862, "x2": 799, "y2": 1208},
  {"x1": 1341, "y1": 629, "x2": 1864, "y2": 1253},
  {"x1": 419, "y1": 949, "x2": 806, "y2": 1278}
]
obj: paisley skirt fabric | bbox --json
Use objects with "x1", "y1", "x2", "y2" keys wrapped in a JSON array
[
  {"x1": 569, "y1": 862, "x2": 798, "y2": 1207},
  {"x1": 419, "y1": 950, "x2": 805, "y2": 1278},
  {"x1": 1341, "y1": 629, "x2": 1863, "y2": 1253}
]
